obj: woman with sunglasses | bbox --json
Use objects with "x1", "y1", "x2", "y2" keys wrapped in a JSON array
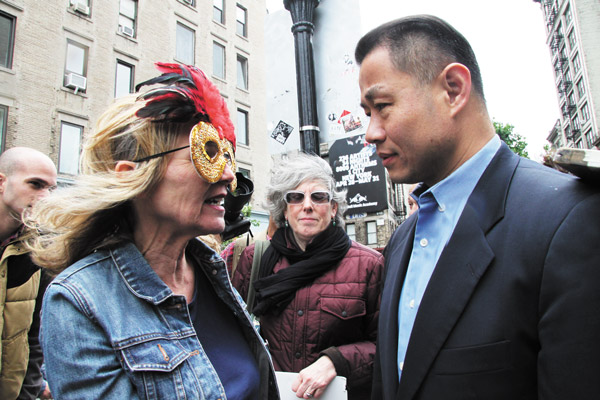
[
  {"x1": 232, "y1": 153, "x2": 384, "y2": 400},
  {"x1": 24, "y1": 63, "x2": 279, "y2": 400}
]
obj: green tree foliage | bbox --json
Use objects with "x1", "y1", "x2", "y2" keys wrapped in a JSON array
[{"x1": 494, "y1": 121, "x2": 529, "y2": 159}]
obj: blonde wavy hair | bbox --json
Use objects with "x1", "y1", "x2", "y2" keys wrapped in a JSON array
[{"x1": 25, "y1": 94, "x2": 192, "y2": 274}]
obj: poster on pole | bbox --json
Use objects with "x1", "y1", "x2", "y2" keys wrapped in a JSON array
[{"x1": 329, "y1": 134, "x2": 387, "y2": 215}]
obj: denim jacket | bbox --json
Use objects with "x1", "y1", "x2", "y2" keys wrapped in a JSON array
[{"x1": 40, "y1": 239, "x2": 280, "y2": 399}]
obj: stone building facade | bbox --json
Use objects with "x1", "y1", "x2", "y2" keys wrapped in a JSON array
[{"x1": 0, "y1": 0, "x2": 271, "y2": 220}]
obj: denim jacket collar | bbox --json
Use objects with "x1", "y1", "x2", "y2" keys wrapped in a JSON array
[{"x1": 110, "y1": 239, "x2": 219, "y2": 305}]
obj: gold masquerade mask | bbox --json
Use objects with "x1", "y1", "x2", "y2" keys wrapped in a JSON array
[
  {"x1": 133, "y1": 121, "x2": 237, "y2": 190},
  {"x1": 190, "y1": 121, "x2": 237, "y2": 190}
]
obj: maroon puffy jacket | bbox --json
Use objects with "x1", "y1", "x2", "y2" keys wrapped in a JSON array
[{"x1": 232, "y1": 240, "x2": 384, "y2": 399}]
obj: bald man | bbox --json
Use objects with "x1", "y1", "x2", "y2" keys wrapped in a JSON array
[{"x1": 0, "y1": 147, "x2": 57, "y2": 400}]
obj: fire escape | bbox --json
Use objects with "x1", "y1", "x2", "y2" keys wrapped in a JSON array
[{"x1": 544, "y1": 0, "x2": 580, "y2": 143}]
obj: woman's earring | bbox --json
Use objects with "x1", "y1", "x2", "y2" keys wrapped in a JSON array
[
  {"x1": 331, "y1": 217, "x2": 336, "y2": 227},
  {"x1": 285, "y1": 219, "x2": 289, "y2": 228}
]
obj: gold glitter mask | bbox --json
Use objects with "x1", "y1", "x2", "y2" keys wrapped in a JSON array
[{"x1": 190, "y1": 121, "x2": 237, "y2": 190}]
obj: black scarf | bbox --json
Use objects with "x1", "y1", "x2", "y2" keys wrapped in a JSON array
[{"x1": 252, "y1": 223, "x2": 351, "y2": 316}]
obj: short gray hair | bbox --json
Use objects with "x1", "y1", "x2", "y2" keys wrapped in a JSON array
[{"x1": 266, "y1": 153, "x2": 347, "y2": 228}]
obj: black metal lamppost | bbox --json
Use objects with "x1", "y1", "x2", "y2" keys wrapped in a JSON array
[{"x1": 283, "y1": 0, "x2": 320, "y2": 155}]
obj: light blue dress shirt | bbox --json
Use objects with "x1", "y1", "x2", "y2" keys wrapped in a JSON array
[{"x1": 397, "y1": 135, "x2": 501, "y2": 380}]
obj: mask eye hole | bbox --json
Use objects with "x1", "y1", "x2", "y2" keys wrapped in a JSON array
[
  {"x1": 205, "y1": 141, "x2": 219, "y2": 158},
  {"x1": 223, "y1": 151, "x2": 233, "y2": 165}
]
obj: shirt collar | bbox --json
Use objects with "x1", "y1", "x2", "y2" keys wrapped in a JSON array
[{"x1": 1, "y1": 225, "x2": 24, "y2": 251}]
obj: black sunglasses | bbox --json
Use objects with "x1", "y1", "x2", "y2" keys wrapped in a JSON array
[{"x1": 284, "y1": 190, "x2": 332, "y2": 205}]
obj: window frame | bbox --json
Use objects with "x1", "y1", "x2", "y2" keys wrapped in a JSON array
[
  {"x1": 238, "y1": 167, "x2": 251, "y2": 179},
  {"x1": 580, "y1": 103, "x2": 590, "y2": 123},
  {"x1": 576, "y1": 78, "x2": 585, "y2": 99},
  {"x1": 176, "y1": 22, "x2": 195, "y2": 65},
  {"x1": 236, "y1": 4, "x2": 247, "y2": 37},
  {"x1": 118, "y1": 0, "x2": 137, "y2": 38},
  {"x1": 572, "y1": 52, "x2": 581, "y2": 75},
  {"x1": 0, "y1": 105, "x2": 7, "y2": 153},
  {"x1": 366, "y1": 221, "x2": 377, "y2": 245},
  {"x1": 564, "y1": 5, "x2": 572, "y2": 27},
  {"x1": 59, "y1": 121, "x2": 83, "y2": 175},
  {"x1": 236, "y1": 54, "x2": 248, "y2": 90},
  {"x1": 567, "y1": 30, "x2": 576, "y2": 51},
  {"x1": 115, "y1": 60, "x2": 134, "y2": 98},
  {"x1": 236, "y1": 108, "x2": 249, "y2": 146},
  {"x1": 0, "y1": 11, "x2": 15, "y2": 69},
  {"x1": 64, "y1": 40, "x2": 89, "y2": 92},
  {"x1": 346, "y1": 223, "x2": 356, "y2": 242},
  {"x1": 213, "y1": 41, "x2": 226, "y2": 80},
  {"x1": 213, "y1": 0, "x2": 225, "y2": 24}
]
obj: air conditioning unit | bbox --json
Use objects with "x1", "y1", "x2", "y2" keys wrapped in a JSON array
[
  {"x1": 119, "y1": 25, "x2": 135, "y2": 37},
  {"x1": 65, "y1": 72, "x2": 87, "y2": 94},
  {"x1": 69, "y1": 0, "x2": 90, "y2": 16}
]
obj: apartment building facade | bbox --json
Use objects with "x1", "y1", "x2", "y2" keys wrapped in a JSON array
[
  {"x1": 534, "y1": 0, "x2": 600, "y2": 149},
  {"x1": 0, "y1": 0, "x2": 270, "y2": 221}
]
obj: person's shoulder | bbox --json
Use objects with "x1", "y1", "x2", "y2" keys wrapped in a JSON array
[
  {"x1": 51, "y1": 247, "x2": 114, "y2": 286},
  {"x1": 346, "y1": 241, "x2": 384, "y2": 262},
  {"x1": 514, "y1": 158, "x2": 600, "y2": 199}
]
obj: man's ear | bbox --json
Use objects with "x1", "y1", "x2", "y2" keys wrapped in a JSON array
[
  {"x1": 439, "y1": 63, "x2": 472, "y2": 117},
  {"x1": 114, "y1": 161, "x2": 136, "y2": 173},
  {"x1": 0, "y1": 172, "x2": 5, "y2": 194}
]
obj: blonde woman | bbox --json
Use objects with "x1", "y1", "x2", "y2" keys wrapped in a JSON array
[{"x1": 26, "y1": 63, "x2": 279, "y2": 400}]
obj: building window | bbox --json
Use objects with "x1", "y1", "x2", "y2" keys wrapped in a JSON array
[
  {"x1": 0, "y1": 105, "x2": 6, "y2": 152},
  {"x1": 115, "y1": 60, "x2": 134, "y2": 98},
  {"x1": 584, "y1": 129, "x2": 594, "y2": 149},
  {"x1": 119, "y1": 0, "x2": 137, "y2": 37},
  {"x1": 581, "y1": 103, "x2": 590, "y2": 123},
  {"x1": 564, "y1": 5, "x2": 572, "y2": 27},
  {"x1": 64, "y1": 41, "x2": 88, "y2": 92},
  {"x1": 0, "y1": 12, "x2": 15, "y2": 69},
  {"x1": 567, "y1": 30, "x2": 576, "y2": 51},
  {"x1": 59, "y1": 122, "x2": 82, "y2": 175},
  {"x1": 213, "y1": 0, "x2": 224, "y2": 24},
  {"x1": 237, "y1": 54, "x2": 248, "y2": 90},
  {"x1": 346, "y1": 223, "x2": 356, "y2": 241},
  {"x1": 69, "y1": 0, "x2": 91, "y2": 16},
  {"x1": 568, "y1": 92, "x2": 576, "y2": 107},
  {"x1": 572, "y1": 53, "x2": 581, "y2": 75},
  {"x1": 564, "y1": 124, "x2": 571, "y2": 139},
  {"x1": 176, "y1": 23, "x2": 195, "y2": 65},
  {"x1": 213, "y1": 42, "x2": 225, "y2": 79},
  {"x1": 237, "y1": 108, "x2": 248, "y2": 146},
  {"x1": 563, "y1": 66, "x2": 571, "y2": 83},
  {"x1": 576, "y1": 78, "x2": 585, "y2": 98},
  {"x1": 236, "y1": 5, "x2": 247, "y2": 37},
  {"x1": 366, "y1": 221, "x2": 377, "y2": 245},
  {"x1": 238, "y1": 167, "x2": 250, "y2": 178},
  {"x1": 572, "y1": 115, "x2": 580, "y2": 131}
]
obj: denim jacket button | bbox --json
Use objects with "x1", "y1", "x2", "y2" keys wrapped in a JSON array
[{"x1": 212, "y1": 269, "x2": 217, "y2": 275}]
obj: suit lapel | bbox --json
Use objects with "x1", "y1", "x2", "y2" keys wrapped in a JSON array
[
  {"x1": 397, "y1": 144, "x2": 520, "y2": 400},
  {"x1": 379, "y1": 217, "x2": 416, "y2": 400}
]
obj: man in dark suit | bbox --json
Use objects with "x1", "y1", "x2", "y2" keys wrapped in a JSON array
[{"x1": 355, "y1": 15, "x2": 600, "y2": 400}]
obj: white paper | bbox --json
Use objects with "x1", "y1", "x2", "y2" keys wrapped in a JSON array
[{"x1": 275, "y1": 371, "x2": 348, "y2": 400}]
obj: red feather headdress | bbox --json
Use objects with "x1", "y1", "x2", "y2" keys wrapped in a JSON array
[{"x1": 135, "y1": 62, "x2": 236, "y2": 150}]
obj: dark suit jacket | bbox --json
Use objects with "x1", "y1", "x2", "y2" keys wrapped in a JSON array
[{"x1": 373, "y1": 144, "x2": 600, "y2": 400}]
